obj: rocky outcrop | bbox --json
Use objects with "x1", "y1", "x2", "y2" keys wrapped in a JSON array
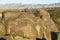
[
  {"x1": 38, "y1": 9, "x2": 59, "y2": 40},
  {"x1": 0, "y1": 9, "x2": 59, "y2": 40}
]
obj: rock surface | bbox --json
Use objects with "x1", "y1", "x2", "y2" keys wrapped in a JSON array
[{"x1": 0, "y1": 9, "x2": 59, "y2": 40}]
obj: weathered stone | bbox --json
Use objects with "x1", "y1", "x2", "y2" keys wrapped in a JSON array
[
  {"x1": 38, "y1": 9, "x2": 59, "y2": 40},
  {"x1": 0, "y1": 13, "x2": 2, "y2": 22},
  {"x1": 4, "y1": 35, "x2": 14, "y2": 40},
  {"x1": 8, "y1": 18, "x2": 37, "y2": 39},
  {"x1": 35, "y1": 19, "x2": 44, "y2": 39},
  {"x1": 58, "y1": 33, "x2": 60, "y2": 40},
  {"x1": 3, "y1": 11, "x2": 21, "y2": 21},
  {"x1": 0, "y1": 23, "x2": 5, "y2": 35},
  {"x1": 0, "y1": 9, "x2": 59, "y2": 40},
  {"x1": 14, "y1": 36, "x2": 36, "y2": 40}
]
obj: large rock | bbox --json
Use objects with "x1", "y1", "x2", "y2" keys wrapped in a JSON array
[
  {"x1": 6, "y1": 10, "x2": 38, "y2": 40},
  {"x1": 38, "y1": 9, "x2": 59, "y2": 40},
  {"x1": 0, "y1": 9, "x2": 59, "y2": 40},
  {"x1": 8, "y1": 18, "x2": 37, "y2": 39}
]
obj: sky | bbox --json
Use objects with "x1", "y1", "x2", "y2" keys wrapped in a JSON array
[{"x1": 0, "y1": 0, "x2": 60, "y2": 4}]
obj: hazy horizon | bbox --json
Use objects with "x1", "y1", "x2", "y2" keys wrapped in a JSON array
[{"x1": 0, "y1": 0, "x2": 60, "y2": 4}]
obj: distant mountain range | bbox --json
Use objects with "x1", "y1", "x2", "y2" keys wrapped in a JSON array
[{"x1": 0, "y1": 3, "x2": 60, "y2": 9}]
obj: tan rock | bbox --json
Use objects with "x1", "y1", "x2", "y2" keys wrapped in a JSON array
[
  {"x1": 38, "y1": 9, "x2": 59, "y2": 40},
  {"x1": 0, "y1": 9, "x2": 59, "y2": 40},
  {"x1": 0, "y1": 13, "x2": 2, "y2": 22},
  {"x1": 0, "y1": 23, "x2": 5, "y2": 35},
  {"x1": 57, "y1": 32, "x2": 60, "y2": 40},
  {"x1": 8, "y1": 18, "x2": 37, "y2": 39}
]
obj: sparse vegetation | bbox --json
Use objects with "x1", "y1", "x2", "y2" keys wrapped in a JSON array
[
  {"x1": 47, "y1": 7, "x2": 60, "y2": 30},
  {"x1": 31, "y1": 9, "x2": 40, "y2": 17}
]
